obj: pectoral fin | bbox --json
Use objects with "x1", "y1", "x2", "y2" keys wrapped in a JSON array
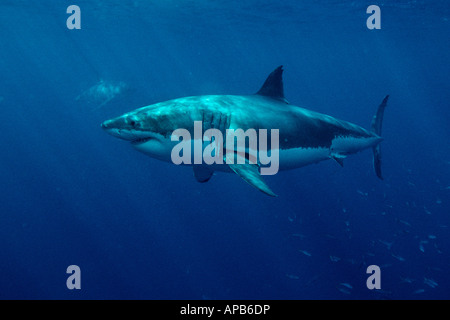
[
  {"x1": 193, "y1": 165, "x2": 214, "y2": 183},
  {"x1": 226, "y1": 154, "x2": 277, "y2": 197},
  {"x1": 330, "y1": 154, "x2": 345, "y2": 167}
]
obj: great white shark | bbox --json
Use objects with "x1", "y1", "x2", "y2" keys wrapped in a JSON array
[{"x1": 101, "y1": 66, "x2": 388, "y2": 196}]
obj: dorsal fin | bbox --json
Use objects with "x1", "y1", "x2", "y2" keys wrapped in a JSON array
[{"x1": 256, "y1": 65, "x2": 288, "y2": 103}]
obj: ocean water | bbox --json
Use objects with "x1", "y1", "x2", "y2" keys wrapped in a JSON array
[{"x1": 0, "y1": 0, "x2": 449, "y2": 300}]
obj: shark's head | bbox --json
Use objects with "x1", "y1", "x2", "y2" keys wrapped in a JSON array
[{"x1": 101, "y1": 102, "x2": 192, "y2": 160}]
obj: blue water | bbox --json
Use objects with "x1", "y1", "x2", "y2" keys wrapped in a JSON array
[{"x1": 0, "y1": 1, "x2": 449, "y2": 300}]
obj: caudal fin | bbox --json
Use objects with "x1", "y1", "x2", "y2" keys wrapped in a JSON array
[{"x1": 371, "y1": 95, "x2": 389, "y2": 180}]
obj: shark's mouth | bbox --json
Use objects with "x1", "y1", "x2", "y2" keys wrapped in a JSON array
[{"x1": 131, "y1": 137, "x2": 153, "y2": 145}]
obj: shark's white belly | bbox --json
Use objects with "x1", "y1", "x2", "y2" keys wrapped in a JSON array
[
  {"x1": 277, "y1": 147, "x2": 330, "y2": 170},
  {"x1": 132, "y1": 135, "x2": 380, "y2": 174},
  {"x1": 202, "y1": 146, "x2": 331, "y2": 173},
  {"x1": 331, "y1": 136, "x2": 381, "y2": 154}
]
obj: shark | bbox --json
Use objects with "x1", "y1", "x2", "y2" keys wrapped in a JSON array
[{"x1": 101, "y1": 66, "x2": 388, "y2": 196}]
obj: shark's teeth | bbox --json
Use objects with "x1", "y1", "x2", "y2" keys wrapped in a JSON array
[{"x1": 131, "y1": 137, "x2": 153, "y2": 145}]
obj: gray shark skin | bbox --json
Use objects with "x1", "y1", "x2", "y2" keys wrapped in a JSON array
[{"x1": 102, "y1": 66, "x2": 388, "y2": 196}]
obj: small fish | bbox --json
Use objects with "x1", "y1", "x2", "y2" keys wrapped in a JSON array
[
  {"x1": 379, "y1": 240, "x2": 394, "y2": 250},
  {"x1": 423, "y1": 206, "x2": 432, "y2": 215},
  {"x1": 400, "y1": 277, "x2": 414, "y2": 284},
  {"x1": 340, "y1": 283, "x2": 353, "y2": 289},
  {"x1": 286, "y1": 274, "x2": 299, "y2": 280},
  {"x1": 413, "y1": 289, "x2": 425, "y2": 294},
  {"x1": 330, "y1": 255, "x2": 341, "y2": 262},
  {"x1": 391, "y1": 254, "x2": 405, "y2": 261},
  {"x1": 434, "y1": 243, "x2": 442, "y2": 254},
  {"x1": 399, "y1": 219, "x2": 411, "y2": 227},
  {"x1": 428, "y1": 235, "x2": 436, "y2": 239},
  {"x1": 299, "y1": 250, "x2": 311, "y2": 257},
  {"x1": 357, "y1": 190, "x2": 368, "y2": 197},
  {"x1": 424, "y1": 278, "x2": 438, "y2": 288},
  {"x1": 419, "y1": 240, "x2": 428, "y2": 252},
  {"x1": 436, "y1": 198, "x2": 442, "y2": 204},
  {"x1": 338, "y1": 288, "x2": 351, "y2": 295}
]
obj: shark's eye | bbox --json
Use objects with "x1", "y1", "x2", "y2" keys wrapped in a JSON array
[{"x1": 130, "y1": 120, "x2": 136, "y2": 127}]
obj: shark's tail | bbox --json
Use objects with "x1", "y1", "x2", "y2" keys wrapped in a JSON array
[{"x1": 371, "y1": 95, "x2": 389, "y2": 180}]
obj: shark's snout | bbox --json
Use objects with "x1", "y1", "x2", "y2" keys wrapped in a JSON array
[
  {"x1": 101, "y1": 115, "x2": 162, "y2": 145},
  {"x1": 101, "y1": 118, "x2": 122, "y2": 131},
  {"x1": 101, "y1": 113, "x2": 141, "y2": 132},
  {"x1": 101, "y1": 120, "x2": 110, "y2": 130},
  {"x1": 101, "y1": 117, "x2": 135, "y2": 140}
]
